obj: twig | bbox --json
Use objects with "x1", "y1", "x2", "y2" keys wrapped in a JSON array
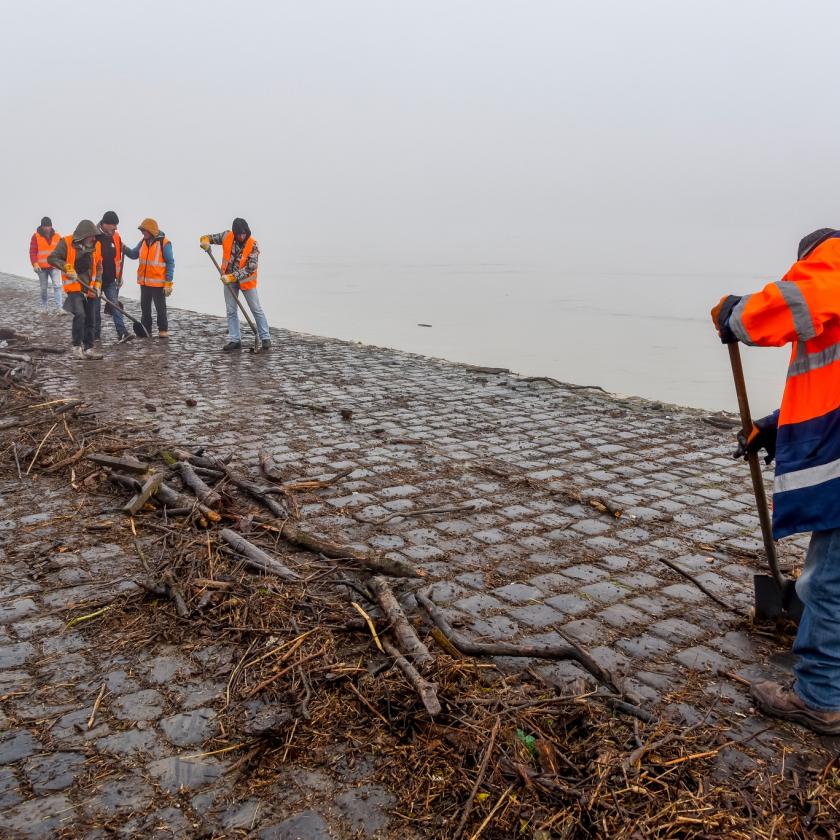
[
  {"x1": 87, "y1": 682, "x2": 106, "y2": 729},
  {"x1": 351, "y1": 601, "x2": 385, "y2": 653},
  {"x1": 219, "y1": 528, "x2": 301, "y2": 581},
  {"x1": 467, "y1": 784, "x2": 514, "y2": 840},
  {"x1": 454, "y1": 716, "x2": 501, "y2": 840},
  {"x1": 363, "y1": 502, "x2": 478, "y2": 526},
  {"x1": 417, "y1": 590, "x2": 619, "y2": 694},
  {"x1": 653, "y1": 555, "x2": 740, "y2": 613},
  {"x1": 26, "y1": 421, "x2": 58, "y2": 474},
  {"x1": 368, "y1": 576, "x2": 433, "y2": 667}
]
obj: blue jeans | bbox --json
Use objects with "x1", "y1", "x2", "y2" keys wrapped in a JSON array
[
  {"x1": 35, "y1": 268, "x2": 62, "y2": 308},
  {"x1": 93, "y1": 282, "x2": 127, "y2": 338},
  {"x1": 794, "y1": 527, "x2": 840, "y2": 711},
  {"x1": 224, "y1": 285, "x2": 270, "y2": 341}
]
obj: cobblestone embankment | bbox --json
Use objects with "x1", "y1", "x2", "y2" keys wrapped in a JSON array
[{"x1": 0, "y1": 273, "x2": 830, "y2": 837}]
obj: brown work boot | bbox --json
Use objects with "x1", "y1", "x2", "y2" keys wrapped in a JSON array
[{"x1": 751, "y1": 679, "x2": 840, "y2": 735}]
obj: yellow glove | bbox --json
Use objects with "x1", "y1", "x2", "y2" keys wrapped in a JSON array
[
  {"x1": 164, "y1": 282, "x2": 173, "y2": 297},
  {"x1": 200, "y1": 236, "x2": 211, "y2": 251},
  {"x1": 64, "y1": 263, "x2": 78, "y2": 280},
  {"x1": 92, "y1": 279, "x2": 102, "y2": 296},
  {"x1": 221, "y1": 273, "x2": 237, "y2": 285}
]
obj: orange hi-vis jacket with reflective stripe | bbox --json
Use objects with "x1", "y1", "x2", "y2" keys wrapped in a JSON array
[
  {"x1": 221, "y1": 231, "x2": 258, "y2": 290},
  {"x1": 136, "y1": 237, "x2": 171, "y2": 287},
  {"x1": 61, "y1": 237, "x2": 102, "y2": 295},
  {"x1": 34, "y1": 231, "x2": 60, "y2": 268},
  {"x1": 729, "y1": 234, "x2": 840, "y2": 538},
  {"x1": 112, "y1": 231, "x2": 123, "y2": 280}
]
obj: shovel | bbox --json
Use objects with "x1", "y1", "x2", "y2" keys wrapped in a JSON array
[
  {"x1": 728, "y1": 343, "x2": 803, "y2": 621},
  {"x1": 203, "y1": 249, "x2": 262, "y2": 354},
  {"x1": 73, "y1": 275, "x2": 150, "y2": 338}
]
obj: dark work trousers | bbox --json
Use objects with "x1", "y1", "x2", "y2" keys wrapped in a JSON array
[
  {"x1": 140, "y1": 286, "x2": 168, "y2": 335},
  {"x1": 63, "y1": 292, "x2": 97, "y2": 348}
]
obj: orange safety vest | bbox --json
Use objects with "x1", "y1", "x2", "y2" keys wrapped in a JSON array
[
  {"x1": 221, "y1": 231, "x2": 258, "y2": 290},
  {"x1": 34, "y1": 231, "x2": 60, "y2": 268},
  {"x1": 61, "y1": 237, "x2": 102, "y2": 295},
  {"x1": 729, "y1": 234, "x2": 840, "y2": 538},
  {"x1": 136, "y1": 237, "x2": 170, "y2": 287},
  {"x1": 113, "y1": 231, "x2": 123, "y2": 280}
]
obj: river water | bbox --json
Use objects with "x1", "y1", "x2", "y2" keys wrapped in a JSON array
[{"x1": 122, "y1": 259, "x2": 789, "y2": 416}]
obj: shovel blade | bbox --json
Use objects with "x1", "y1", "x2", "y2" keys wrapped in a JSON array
[{"x1": 754, "y1": 574, "x2": 804, "y2": 622}]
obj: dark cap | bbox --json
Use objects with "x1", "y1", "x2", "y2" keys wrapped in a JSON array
[
  {"x1": 100, "y1": 210, "x2": 119, "y2": 225},
  {"x1": 40, "y1": 216, "x2": 52, "y2": 228},
  {"x1": 798, "y1": 228, "x2": 839, "y2": 260},
  {"x1": 231, "y1": 217, "x2": 251, "y2": 237}
]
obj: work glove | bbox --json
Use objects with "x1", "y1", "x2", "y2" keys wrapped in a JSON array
[
  {"x1": 221, "y1": 273, "x2": 237, "y2": 285},
  {"x1": 200, "y1": 236, "x2": 211, "y2": 251},
  {"x1": 733, "y1": 412, "x2": 778, "y2": 465},
  {"x1": 89, "y1": 279, "x2": 102, "y2": 298},
  {"x1": 164, "y1": 283, "x2": 173, "y2": 297},
  {"x1": 32, "y1": 263, "x2": 40, "y2": 273},
  {"x1": 711, "y1": 294, "x2": 741, "y2": 344},
  {"x1": 64, "y1": 264, "x2": 78, "y2": 281}
]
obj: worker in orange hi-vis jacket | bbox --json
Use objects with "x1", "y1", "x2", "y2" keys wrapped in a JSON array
[{"x1": 712, "y1": 228, "x2": 840, "y2": 735}]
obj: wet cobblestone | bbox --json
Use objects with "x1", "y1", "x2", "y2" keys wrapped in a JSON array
[{"x1": 0, "y1": 273, "x2": 818, "y2": 835}]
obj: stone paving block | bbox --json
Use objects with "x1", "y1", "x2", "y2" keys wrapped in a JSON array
[
  {"x1": 661, "y1": 583, "x2": 706, "y2": 603},
  {"x1": 0, "y1": 766, "x2": 21, "y2": 808},
  {"x1": 147, "y1": 756, "x2": 225, "y2": 793},
  {"x1": 0, "y1": 599, "x2": 37, "y2": 624},
  {"x1": 334, "y1": 784, "x2": 395, "y2": 835},
  {"x1": 454, "y1": 593, "x2": 505, "y2": 615},
  {"x1": 674, "y1": 645, "x2": 734, "y2": 674},
  {"x1": 0, "y1": 793, "x2": 74, "y2": 838},
  {"x1": 492, "y1": 582, "x2": 543, "y2": 604},
  {"x1": 561, "y1": 618, "x2": 609, "y2": 645},
  {"x1": 598, "y1": 604, "x2": 648, "y2": 628},
  {"x1": 0, "y1": 641, "x2": 34, "y2": 669},
  {"x1": 616, "y1": 634, "x2": 673, "y2": 659},
  {"x1": 467, "y1": 614, "x2": 521, "y2": 640},
  {"x1": 85, "y1": 773, "x2": 156, "y2": 817},
  {"x1": 260, "y1": 810, "x2": 331, "y2": 840},
  {"x1": 508, "y1": 603, "x2": 564, "y2": 629},
  {"x1": 23, "y1": 752, "x2": 85, "y2": 794},
  {"x1": 650, "y1": 618, "x2": 708, "y2": 642},
  {"x1": 545, "y1": 593, "x2": 590, "y2": 617},
  {"x1": 709, "y1": 631, "x2": 760, "y2": 662},
  {"x1": 570, "y1": 518, "x2": 612, "y2": 536},
  {"x1": 111, "y1": 690, "x2": 165, "y2": 722},
  {"x1": 159, "y1": 708, "x2": 217, "y2": 748},
  {"x1": 0, "y1": 730, "x2": 35, "y2": 765},
  {"x1": 95, "y1": 728, "x2": 161, "y2": 756},
  {"x1": 578, "y1": 581, "x2": 627, "y2": 604}
]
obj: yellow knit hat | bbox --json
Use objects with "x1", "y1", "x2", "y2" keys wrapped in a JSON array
[{"x1": 138, "y1": 217, "x2": 160, "y2": 237}]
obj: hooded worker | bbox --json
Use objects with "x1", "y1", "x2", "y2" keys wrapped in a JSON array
[
  {"x1": 712, "y1": 227, "x2": 840, "y2": 735},
  {"x1": 29, "y1": 216, "x2": 63, "y2": 311},
  {"x1": 122, "y1": 218, "x2": 175, "y2": 338},
  {"x1": 199, "y1": 218, "x2": 271, "y2": 351},
  {"x1": 46, "y1": 220, "x2": 103, "y2": 360}
]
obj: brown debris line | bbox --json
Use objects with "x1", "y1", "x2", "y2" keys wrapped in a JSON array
[{"x1": 1, "y1": 330, "x2": 838, "y2": 839}]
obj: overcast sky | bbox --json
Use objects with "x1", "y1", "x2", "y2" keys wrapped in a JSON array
[{"x1": 2, "y1": 0, "x2": 839, "y2": 282}]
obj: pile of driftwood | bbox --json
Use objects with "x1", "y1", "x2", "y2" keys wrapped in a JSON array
[{"x1": 2, "y1": 328, "x2": 837, "y2": 839}]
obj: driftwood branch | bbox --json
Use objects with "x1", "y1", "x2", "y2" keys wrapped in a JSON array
[
  {"x1": 122, "y1": 473, "x2": 163, "y2": 515},
  {"x1": 87, "y1": 453, "x2": 149, "y2": 474},
  {"x1": 368, "y1": 576, "x2": 433, "y2": 668},
  {"x1": 382, "y1": 638, "x2": 440, "y2": 717},
  {"x1": 278, "y1": 521, "x2": 421, "y2": 578},
  {"x1": 417, "y1": 590, "x2": 619, "y2": 693},
  {"x1": 219, "y1": 529, "x2": 301, "y2": 582},
  {"x1": 177, "y1": 461, "x2": 223, "y2": 509},
  {"x1": 258, "y1": 449, "x2": 284, "y2": 483}
]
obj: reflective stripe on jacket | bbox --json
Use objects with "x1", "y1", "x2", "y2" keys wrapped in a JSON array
[
  {"x1": 137, "y1": 237, "x2": 170, "y2": 287},
  {"x1": 221, "y1": 231, "x2": 258, "y2": 290},
  {"x1": 34, "y1": 232, "x2": 60, "y2": 268},
  {"x1": 729, "y1": 234, "x2": 840, "y2": 538},
  {"x1": 113, "y1": 231, "x2": 123, "y2": 280},
  {"x1": 61, "y1": 236, "x2": 102, "y2": 294}
]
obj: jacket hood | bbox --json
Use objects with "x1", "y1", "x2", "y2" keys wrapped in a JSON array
[
  {"x1": 138, "y1": 217, "x2": 160, "y2": 237},
  {"x1": 798, "y1": 228, "x2": 840, "y2": 261},
  {"x1": 72, "y1": 220, "x2": 98, "y2": 241}
]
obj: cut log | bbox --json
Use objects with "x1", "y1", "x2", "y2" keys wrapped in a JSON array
[
  {"x1": 155, "y1": 481, "x2": 221, "y2": 523},
  {"x1": 279, "y1": 521, "x2": 420, "y2": 578},
  {"x1": 122, "y1": 473, "x2": 163, "y2": 515},
  {"x1": 219, "y1": 528, "x2": 301, "y2": 581},
  {"x1": 368, "y1": 576, "x2": 433, "y2": 668},
  {"x1": 417, "y1": 590, "x2": 619, "y2": 693},
  {"x1": 382, "y1": 638, "x2": 440, "y2": 717},
  {"x1": 258, "y1": 449, "x2": 284, "y2": 483},
  {"x1": 177, "y1": 461, "x2": 223, "y2": 509},
  {"x1": 87, "y1": 453, "x2": 150, "y2": 474}
]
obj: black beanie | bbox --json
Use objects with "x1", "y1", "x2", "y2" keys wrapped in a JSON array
[
  {"x1": 101, "y1": 210, "x2": 119, "y2": 225},
  {"x1": 231, "y1": 217, "x2": 251, "y2": 237},
  {"x1": 798, "y1": 228, "x2": 839, "y2": 260},
  {"x1": 40, "y1": 216, "x2": 52, "y2": 228}
]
